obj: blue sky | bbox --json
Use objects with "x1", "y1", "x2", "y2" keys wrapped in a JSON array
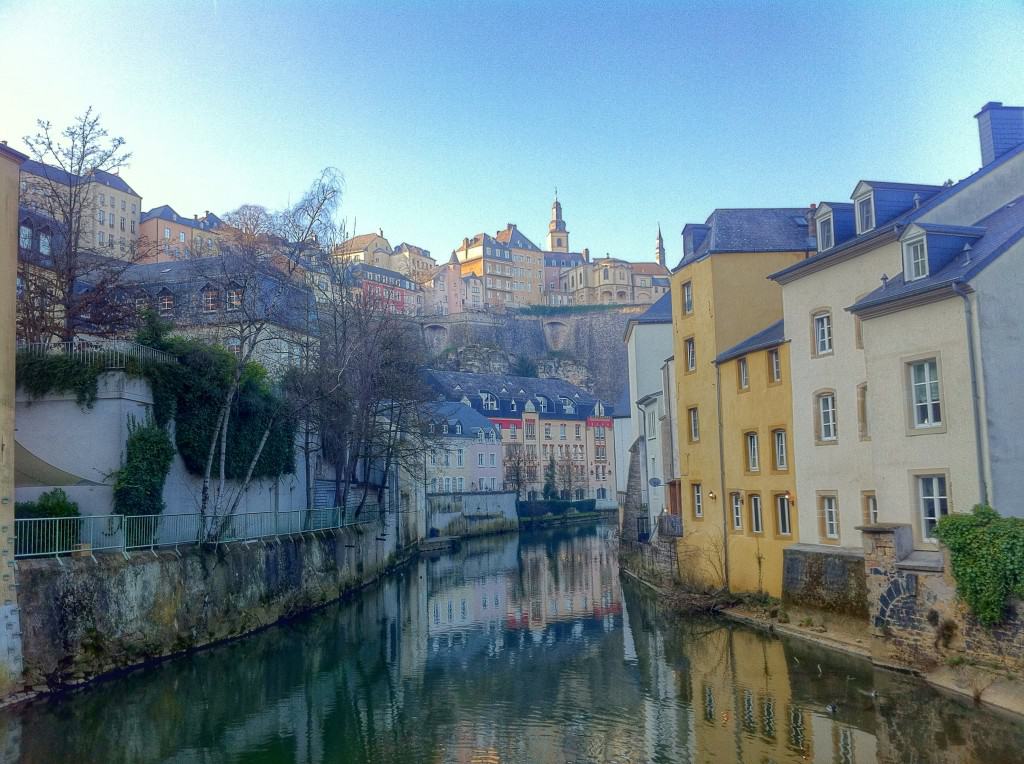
[{"x1": 3, "y1": 1, "x2": 1023, "y2": 265}]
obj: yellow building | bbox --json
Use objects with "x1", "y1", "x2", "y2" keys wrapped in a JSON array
[
  {"x1": 1, "y1": 142, "x2": 27, "y2": 694},
  {"x1": 671, "y1": 208, "x2": 814, "y2": 592},
  {"x1": 138, "y1": 205, "x2": 222, "y2": 262},
  {"x1": 715, "y1": 321, "x2": 798, "y2": 596}
]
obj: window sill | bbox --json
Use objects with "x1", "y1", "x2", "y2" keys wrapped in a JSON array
[
  {"x1": 814, "y1": 439, "x2": 839, "y2": 447},
  {"x1": 907, "y1": 423, "x2": 947, "y2": 437}
]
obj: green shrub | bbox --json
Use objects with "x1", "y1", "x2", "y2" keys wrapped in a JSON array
[
  {"x1": 935, "y1": 505, "x2": 1024, "y2": 626},
  {"x1": 113, "y1": 417, "x2": 176, "y2": 517},
  {"x1": 15, "y1": 487, "x2": 80, "y2": 519},
  {"x1": 15, "y1": 489, "x2": 81, "y2": 556}
]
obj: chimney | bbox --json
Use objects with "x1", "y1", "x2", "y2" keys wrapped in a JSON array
[
  {"x1": 194, "y1": 214, "x2": 199, "y2": 221},
  {"x1": 975, "y1": 102, "x2": 1024, "y2": 166},
  {"x1": 582, "y1": 247, "x2": 590, "y2": 262},
  {"x1": 205, "y1": 210, "x2": 210, "y2": 218},
  {"x1": 807, "y1": 203, "x2": 817, "y2": 238}
]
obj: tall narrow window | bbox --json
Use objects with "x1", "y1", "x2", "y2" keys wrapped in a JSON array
[
  {"x1": 776, "y1": 495, "x2": 792, "y2": 535},
  {"x1": 857, "y1": 383, "x2": 869, "y2": 439},
  {"x1": 685, "y1": 338, "x2": 696, "y2": 371},
  {"x1": 226, "y1": 287, "x2": 242, "y2": 311},
  {"x1": 863, "y1": 492, "x2": 878, "y2": 525},
  {"x1": 688, "y1": 407, "x2": 700, "y2": 442},
  {"x1": 822, "y1": 496, "x2": 839, "y2": 540},
  {"x1": 18, "y1": 223, "x2": 32, "y2": 249},
  {"x1": 919, "y1": 475, "x2": 948, "y2": 541},
  {"x1": 910, "y1": 359, "x2": 942, "y2": 428},
  {"x1": 768, "y1": 349, "x2": 781, "y2": 383},
  {"x1": 738, "y1": 357, "x2": 750, "y2": 390},
  {"x1": 818, "y1": 393, "x2": 837, "y2": 442},
  {"x1": 746, "y1": 432, "x2": 760, "y2": 472},
  {"x1": 817, "y1": 217, "x2": 834, "y2": 250},
  {"x1": 813, "y1": 312, "x2": 833, "y2": 355},
  {"x1": 773, "y1": 429, "x2": 787, "y2": 470},
  {"x1": 731, "y1": 493, "x2": 743, "y2": 530},
  {"x1": 856, "y1": 195, "x2": 874, "y2": 233},
  {"x1": 682, "y1": 281, "x2": 693, "y2": 314},
  {"x1": 750, "y1": 495, "x2": 763, "y2": 533},
  {"x1": 202, "y1": 287, "x2": 220, "y2": 312},
  {"x1": 692, "y1": 483, "x2": 703, "y2": 518}
]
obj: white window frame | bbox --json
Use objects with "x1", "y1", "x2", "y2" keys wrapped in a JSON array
[
  {"x1": 817, "y1": 215, "x2": 834, "y2": 251},
  {"x1": 919, "y1": 475, "x2": 948, "y2": 542},
  {"x1": 682, "y1": 281, "x2": 693, "y2": 314},
  {"x1": 477, "y1": 453, "x2": 484, "y2": 467},
  {"x1": 685, "y1": 338, "x2": 696, "y2": 371},
  {"x1": 818, "y1": 393, "x2": 837, "y2": 441},
  {"x1": 688, "y1": 407, "x2": 699, "y2": 442},
  {"x1": 773, "y1": 429, "x2": 788, "y2": 470},
  {"x1": 750, "y1": 495, "x2": 763, "y2": 533},
  {"x1": 746, "y1": 432, "x2": 759, "y2": 472},
  {"x1": 776, "y1": 495, "x2": 792, "y2": 535},
  {"x1": 904, "y1": 236, "x2": 928, "y2": 281},
  {"x1": 731, "y1": 493, "x2": 743, "y2": 530},
  {"x1": 910, "y1": 359, "x2": 942, "y2": 428},
  {"x1": 813, "y1": 312, "x2": 833, "y2": 355},
  {"x1": 738, "y1": 357, "x2": 749, "y2": 389},
  {"x1": 769, "y1": 348, "x2": 781, "y2": 383},
  {"x1": 481, "y1": 392, "x2": 498, "y2": 411},
  {"x1": 855, "y1": 193, "x2": 874, "y2": 234},
  {"x1": 823, "y1": 496, "x2": 839, "y2": 539},
  {"x1": 693, "y1": 484, "x2": 703, "y2": 518}
]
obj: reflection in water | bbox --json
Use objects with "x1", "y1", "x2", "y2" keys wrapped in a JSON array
[{"x1": 2, "y1": 524, "x2": 1023, "y2": 763}]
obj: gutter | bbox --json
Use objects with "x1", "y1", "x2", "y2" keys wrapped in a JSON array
[
  {"x1": 714, "y1": 363, "x2": 730, "y2": 589},
  {"x1": 952, "y1": 282, "x2": 989, "y2": 505}
]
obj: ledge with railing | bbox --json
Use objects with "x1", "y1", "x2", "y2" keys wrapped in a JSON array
[
  {"x1": 16, "y1": 338, "x2": 179, "y2": 369},
  {"x1": 14, "y1": 507, "x2": 374, "y2": 562}
]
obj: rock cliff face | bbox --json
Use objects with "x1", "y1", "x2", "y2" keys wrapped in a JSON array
[{"x1": 421, "y1": 306, "x2": 643, "y2": 403}]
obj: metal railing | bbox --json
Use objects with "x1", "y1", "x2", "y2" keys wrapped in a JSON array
[
  {"x1": 16, "y1": 338, "x2": 178, "y2": 368},
  {"x1": 15, "y1": 507, "x2": 371, "y2": 560}
]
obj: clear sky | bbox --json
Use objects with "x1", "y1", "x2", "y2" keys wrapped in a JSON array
[{"x1": 3, "y1": 1, "x2": 1023, "y2": 266}]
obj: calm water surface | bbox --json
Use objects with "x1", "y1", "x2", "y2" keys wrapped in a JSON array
[{"x1": 2, "y1": 523, "x2": 1023, "y2": 763}]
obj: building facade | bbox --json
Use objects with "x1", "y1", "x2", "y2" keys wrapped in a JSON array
[
  {"x1": 138, "y1": 205, "x2": 222, "y2": 262},
  {"x1": 426, "y1": 402, "x2": 504, "y2": 493}
]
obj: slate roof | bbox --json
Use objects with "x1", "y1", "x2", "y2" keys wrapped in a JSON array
[
  {"x1": 336, "y1": 233, "x2": 389, "y2": 255},
  {"x1": 631, "y1": 262, "x2": 670, "y2": 276},
  {"x1": 544, "y1": 252, "x2": 586, "y2": 268},
  {"x1": 426, "y1": 401, "x2": 502, "y2": 440},
  {"x1": 611, "y1": 385, "x2": 631, "y2": 419},
  {"x1": 676, "y1": 208, "x2": 815, "y2": 269},
  {"x1": 22, "y1": 159, "x2": 140, "y2": 197},
  {"x1": 635, "y1": 291, "x2": 672, "y2": 323},
  {"x1": 849, "y1": 196, "x2": 1024, "y2": 314},
  {"x1": 423, "y1": 369, "x2": 610, "y2": 421},
  {"x1": 774, "y1": 141, "x2": 1024, "y2": 283},
  {"x1": 858, "y1": 181, "x2": 944, "y2": 194},
  {"x1": 494, "y1": 225, "x2": 540, "y2": 250},
  {"x1": 348, "y1": 262, "x2": 420, "y2": 291},
  {"x1": 140, "y1": 204, "x2": 220, "y2": 231},
  {"x1": 715, "y1": 320, "x2": 785, "y2": 364}
]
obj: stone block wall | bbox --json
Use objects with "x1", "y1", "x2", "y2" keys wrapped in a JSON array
[
  {"x1": 782, "y1": 543, "x2": 869, "y2": 618},
  {"x1": 13, "y1": 519, "x2": 404, "y2": 693},
  {"x1": 862, "y1": 524, "x2": 1024, "y2": 672},
  {"x1": 426, "y1": 491, "x2": 518, "y2": 538}
]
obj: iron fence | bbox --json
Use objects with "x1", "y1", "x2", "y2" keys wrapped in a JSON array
[
  {"x1": 16, "y1": 338, "x2": 178, "y2": 368},
  {"x1": 15, "y1": 507, "x2": 371, "y2": 560}
]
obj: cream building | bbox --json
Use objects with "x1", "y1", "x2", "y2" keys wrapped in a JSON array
[
  {"x1": 772, "y1": 101, "x2": 1024, "y2": 552},
  {"x1": 138, "y1": 205, "x2": 222, "y2": 262},
  {"x1": 20, "y1": 159, "x2": 142, "y2": 259}
]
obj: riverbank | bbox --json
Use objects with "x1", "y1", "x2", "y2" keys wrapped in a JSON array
[
  {"x1": 517, "y1": 509, "x2": 615, "y2": 530},
  {"x1": 621, "y1": 565, "x2": 1024, "y2": 719},
  {"x1": 4, "y1": 522, "x2": 413, "y2": 709}
]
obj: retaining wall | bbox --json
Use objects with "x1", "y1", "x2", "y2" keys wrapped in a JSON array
[
  {"x1": 14, "y1": 519, "x2": 402, "y2": 692},
  {"x1": 782, "y1": 543, "x2": 869, "y2": 618},
  {"x1": 427, "y1": 491, "x2": 518, "y2": 538}
]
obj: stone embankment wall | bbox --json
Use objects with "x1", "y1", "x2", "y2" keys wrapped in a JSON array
[
  {"x1": 15, "y1": 522, "x2": 402, "y2": 691},
  {"x1": 420, "y1": 307, "x2": 644, "y2": 401},
  {"x1": 782, "y1": 543, "x2": 869, "y2": 619},
  {"x1": 863, "y1": 524, "x2": 1024, "y2": 672},
  {"x1": 427, "y1": 491, "x2": 518, "y2": 538}
]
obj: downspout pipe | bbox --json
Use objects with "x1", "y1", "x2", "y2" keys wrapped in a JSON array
[
  {"x1": 715, "y1": 363, "x2": 730, "y2": 591},
  {"x1": 952, "y1": 282, "x2": 989, "y2": 506}
]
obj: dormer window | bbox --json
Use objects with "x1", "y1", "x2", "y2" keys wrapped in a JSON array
[
  {"x1": 817, "y1": 216, "x2": 834, "y2": 251},
  {"x1": 855, "y1": 194, "x2": 874, "y2": 234},
  {"x1": 509, "y1": 399, "x2": 517, "y2": 412},
  {"x1": 202, "y1": 286, "x2": 220, "y2": 312},
  {"x1": 481, "y1": 392, "x2": 497, "y2": 411},
  {"x1": 442, "y1": 424, "x2": 448, "y2": 435},
  {"x1": 455, "y1": 423, "x2": 462, "y2": 435},
  {"x1": 904, "y1": 237, "x2": 928, "y2": 281},
  {"x1": 537, "y1": 396, "x2": 549, "y2": 413}
]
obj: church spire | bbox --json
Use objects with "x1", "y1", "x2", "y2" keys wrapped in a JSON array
[
  {"x1": 546, "y1": 192, "x2": 569, "y2": 252},
  {"x1": 656, "y1": 224, "x2": 665, "y2": 267}
]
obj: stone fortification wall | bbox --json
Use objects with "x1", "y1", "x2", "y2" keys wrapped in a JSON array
[
  {"x1": 14, "y1": 518, "x2": 402, "y2": 692},
  {"x1": 427, "y1": 491, "x2": 518, "y2": 538},
  {"x1": 863, "y1": 524, "x2": 1024, "y2": 672},
  {"x1": 782, "y1": 543, "x2": 869, "y2": 619},
  {"x1": 421, "y1": 307, "x2": 643, "y2": 401}
]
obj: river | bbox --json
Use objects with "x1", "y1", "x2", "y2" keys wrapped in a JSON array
[{"x1": 1, "y1": 523, "x2": 1022, "y2": 763}]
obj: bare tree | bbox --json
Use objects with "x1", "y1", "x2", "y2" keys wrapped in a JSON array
[
  {"x1": 19, "y1": 108, "x2": 154, "y2": 341},
  {"x1": 504, "y1": 443, "x2": 534, "y2": 500},
  {"x1": 556, "y1": 453, "x2": 577, "y2": 500}
]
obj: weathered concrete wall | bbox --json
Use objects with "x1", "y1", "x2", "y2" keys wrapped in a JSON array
[
  {"x1": 14, "y1": 518, "x2": 403, "y2": 692},
  {"x1": 427, "y1": 491, "x2": 518, "y2": 538},
  {"x1": 863, "y1": 523, "x2": 1024, "y2": 672},
  {"x1": 782, "y1": 543, "x2": 868, "y2": 618}
]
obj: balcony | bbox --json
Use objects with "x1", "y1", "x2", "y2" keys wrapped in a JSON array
[{"x1": 658, "y1": 513, "x2": 683, "y2": 538}]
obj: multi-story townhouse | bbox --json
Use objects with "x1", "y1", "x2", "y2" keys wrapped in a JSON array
[
  {"x1": 138, "y1": 205, "x2": 222, "y2": 262},
  {"x1": 333, "y1": 231, "x2": 394, "y2": 268},
  {"x1": 845, "y1": 103, "x2": 1024, "y2": 547},
  {"x1": 423, "y1": 370, "x2": 617, "y2": 504},
  {"x1": 494, "y1": 222, "x2": 546, "y2": 306},
  {"x1": 544, "y1": 250, "x2": 587, "y2": 305},
  {"x1": 391, "y1": 242, "x2": 437, "y2": 279},
  {"x1": 620, "y1": 293, "x2": 677, "y2": 543},
  {"x1": 425, "y1": 402, "x2": 504, "y2": 494},
  {"x1": 453, "y1": 232, "x2": 516, "y2": 309},
  {"x1": 348, "y1": 262, "x2": 423, "y2": 316},
  {"x1": 20, "y1": 159, "x2": 142, "y2": 260},
  {"x1": 771, "y1": 102, "x2": 1024, "y2": 556},
  {"x1": 714, "y1": 321, "x2": 798, "y2": 596},
  {"x1": 671, "y1": 208, "x2": 815, "y2": 590}
]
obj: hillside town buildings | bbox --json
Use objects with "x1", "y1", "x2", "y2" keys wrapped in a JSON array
[{"x1": 425, "y1": 402, "x2": 504, "y2": 494}]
